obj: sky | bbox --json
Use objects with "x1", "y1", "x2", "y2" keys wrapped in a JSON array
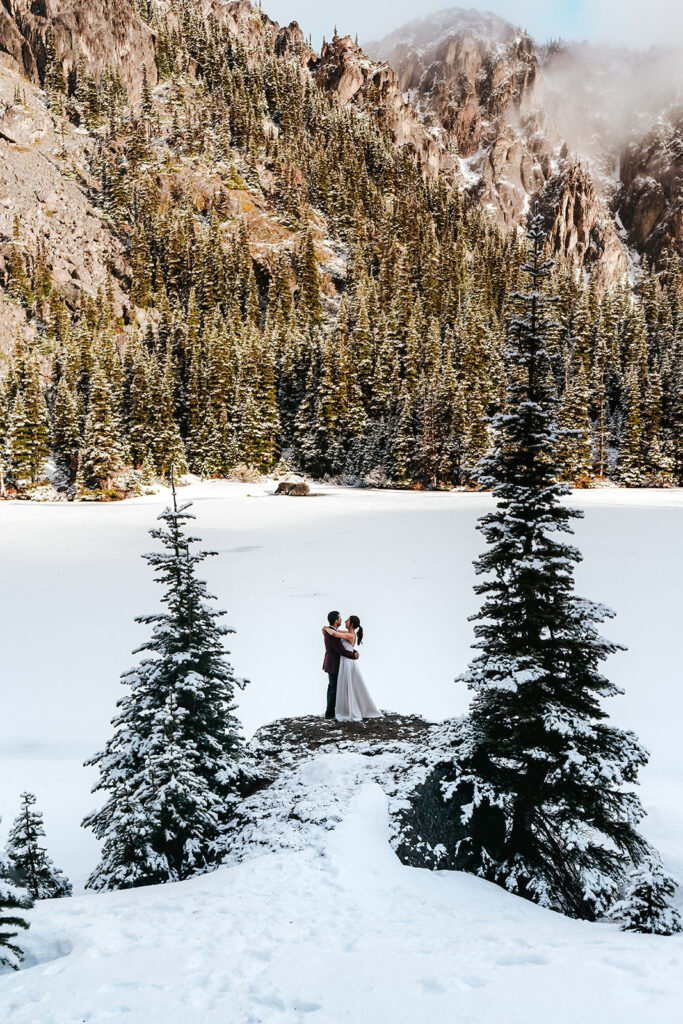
[{"x1": 261, "y1": 0, "x2": 683, "y2": 50}]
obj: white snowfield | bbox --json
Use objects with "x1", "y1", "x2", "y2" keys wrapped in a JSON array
[{"x1": 1, "y1": 482, "x2": 683, "y2": 1021}]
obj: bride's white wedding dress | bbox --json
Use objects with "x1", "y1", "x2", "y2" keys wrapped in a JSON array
[{"x1": 336, "y1": 636, "x2": 382, "y2": 722}]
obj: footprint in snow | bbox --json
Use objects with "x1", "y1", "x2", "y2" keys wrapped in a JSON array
[
  {"x1": 420, "y1": 976, "x2": 447, "y2": 994},
  {"x1": 495, "y1": 952, "x2": 549, "y2": 966}
]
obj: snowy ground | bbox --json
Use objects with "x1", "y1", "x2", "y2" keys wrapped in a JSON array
[{"x1": 2, "y1": 482, "x2": 683, "y2": 1021}]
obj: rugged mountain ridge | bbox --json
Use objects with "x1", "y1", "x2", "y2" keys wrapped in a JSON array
[
  {"x1": 368, "y1": 8, "x2": 683, "y2": 275},
  {"x1": 0, "y1": 2, "x2": 444, "y2": 173},
  {"x1": 0, "y1": 0, "x2": 446, "y2": 324},
  {"x1": 2, "y1": 1, "x2": 674, "y2": 281},
  {"x1": 312, "y1": 33, "x2": 443, "y2": 176},
  {"x1": 372, "y1": 11, "x2": 539, "y2": 157}
]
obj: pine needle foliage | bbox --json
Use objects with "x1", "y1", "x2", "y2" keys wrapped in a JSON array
[{"x1": 611, "y1": 855, "x2": 682, "y2": 935}]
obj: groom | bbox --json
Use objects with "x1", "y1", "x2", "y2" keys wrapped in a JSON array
[{"x1": 322, "y1": 610, "x2": 359, "y2": 719}]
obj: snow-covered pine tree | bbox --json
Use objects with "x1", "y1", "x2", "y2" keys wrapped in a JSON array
[
  {"x1": 617, "y1": 365, "x2": 643, "y2": 487},
  {"x1": 611, "y1": 855, "x2": 682, "y2": 935},
  {"x1": 80, "y1": 364, "x2": 125, "y2": 489},
  {"x1": 7, "y1": 354, "x2": 50, "y2": 486},
  {"x1": 390, "y1": 385, "x2": 414, "y2": 482},
  {"x1": 297, "y1": 226, "x2": 323, "y2": 329},
  {"x1": 557, "y1": 360, "x2": 593, "y2": 485},
  {"x1": 44, "y1": 25, "x2": 67, "y2": 100},
  {"x1": 83, "y1": 471, "x2": 249, "y2": 890},
  {"x1": 641, "y1": 365, "x2": 671, "y2": 485},
  {"x1": 6, "y1": 793, "x2": 72, "y2": 900},
  {"x1": 51, "y1": 375, "x2": 81, "y2": 481},
  {"x1": 130, "y1": 225, "x2": 154, "y2": 309},
  {"x1": 149, "y1": 356, "x2": 188, "y2": 478},
  {"x1": 0, "y1": 827, "x2": 31, "y2": 970},
  {"x1": 449, "y1": 217, "x2": 651, "y2": 920}
]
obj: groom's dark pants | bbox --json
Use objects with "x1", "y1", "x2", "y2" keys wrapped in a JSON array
[{"x1": 325, "y1": 673, "x2": 338, "y2": 719}]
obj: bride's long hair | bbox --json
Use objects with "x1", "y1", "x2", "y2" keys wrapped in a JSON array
[{"x1": 349, "y1": 615, "x2": 363, "y2": 645}]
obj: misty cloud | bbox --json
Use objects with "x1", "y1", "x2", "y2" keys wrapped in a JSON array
[{"x1": 263, "y1": 0, "x2": 683, "y2": 51}]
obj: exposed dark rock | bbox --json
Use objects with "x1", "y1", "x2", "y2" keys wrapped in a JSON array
[
  {"x1": 251, "y1": 712, "x2": 440, "y2": 768},
  {"x1": 393, "y1": 764, "x2": 507, "y2": 872},
  {"x1": 534, "y1": 162, "x2": 628, "y2": 281},
  {"x1": 275, "y1": 481, "x2": 311, "y2": 496},
  {"x1": 617, "y1": 109, "x2": 683, "y2": 264},
  {"x1": 217, "y1": 713, "x2": 455, "y2": 865}
]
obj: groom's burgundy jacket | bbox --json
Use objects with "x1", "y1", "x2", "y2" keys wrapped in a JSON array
[{"x1": 323, "y1": 632, "x2": 357, "y2": 674}]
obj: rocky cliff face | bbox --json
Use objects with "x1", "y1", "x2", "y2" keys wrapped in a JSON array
[
  {"x1": 368, "y1": 8, "x2": 682, "y2": 277},
  {"x1": 535, "y1": 163, "x2": 629, "y2": 280},
  {"x1": 0, "y1": 0, "x2": 157, "y2": 98},
  {"x1": 0, "y1": 0, "x2": 310, "y2": 103},
  {"x1": 313, "y1": 34, "x2": 443, "y2": 176},
  {"x1": 617, "y1": 108, "x2": 683, "y2": 265},
  {"x1": 369, "y1": 11, "x2": 540, "y2": 159},
  {"x1": 0, "y1": 52, "x2": 128, "y2": 348}
]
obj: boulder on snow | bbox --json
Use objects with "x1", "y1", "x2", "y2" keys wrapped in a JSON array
[{"x1": 275, "y1": 481, "x2": 311, "y2": 496}]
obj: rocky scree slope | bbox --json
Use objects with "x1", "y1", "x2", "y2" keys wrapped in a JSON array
[{"x1": 0, "y1": 52, "x2": 128, "y2": 349}]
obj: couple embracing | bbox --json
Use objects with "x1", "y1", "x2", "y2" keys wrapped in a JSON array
[{"x1": 322, "y1": 611, "x2": 382, "y2": 722}]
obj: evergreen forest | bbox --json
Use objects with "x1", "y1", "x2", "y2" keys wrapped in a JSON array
[{"x1": 1, "y1": 3, "x2": 682, "y2": 497}]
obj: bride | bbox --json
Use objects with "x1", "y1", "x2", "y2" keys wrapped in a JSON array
[{"x1": 323, "y1": 616, "x2": 382, "y2": 722}]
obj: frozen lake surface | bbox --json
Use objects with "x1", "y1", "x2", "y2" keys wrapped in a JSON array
[{"x1": 1, "y1": 482, "x2": 682, "y2": 1022}]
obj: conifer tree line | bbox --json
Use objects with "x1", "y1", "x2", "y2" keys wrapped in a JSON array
[{"x1": 1, "y1": 3, "x2": 683, "y2": 499}]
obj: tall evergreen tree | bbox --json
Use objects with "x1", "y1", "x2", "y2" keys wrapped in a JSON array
[
  {"x1": 150, "y1": 356, "x2": 187, "y2": 477},
  {"x1": 80, "y1": 365, "x2": 125, "y2": 489},
  {"x1": 617, "y1": 366, "x2": 643, "y2": 487},
  {"x1": 297, "y1": 226, "x2": 323, "y2": 328},
  {"x1": 83, "y1": 475, "x2": 249, "y2": 890},
  {"x1": 51, "y1": 376, "x2": 81, "y2": 481},
  {"x1": 6, "y1": 355, "x2": 50, "y2": 485},
  {"x1": 445, "y1": 220, "x2": 651, "y2": 920},
  {"x1": 6, "y1": 793, "x2": 72, "y2": 901},
  {"x1": 641, "y1": 366, "x2": 671, "y2": 484},
  {"x1": 0, "y1": 831, "x2": 31, "y2": 970},
  {"x1": 44, "y1": 25, "x2": 67, "y2": 100},
  {"x1": 556, "y1": 361, "x2": 593, "y2": 484}
]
